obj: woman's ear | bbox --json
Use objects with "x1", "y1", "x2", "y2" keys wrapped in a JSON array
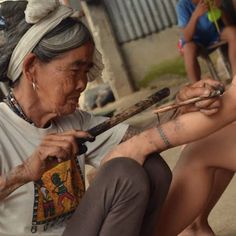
[{"x1": 22, "y1": 53, "x2": 38, "y2": 83}]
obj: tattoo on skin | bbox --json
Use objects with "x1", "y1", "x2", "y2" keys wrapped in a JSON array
[
  {"x1": 143, "y1": 132, "x2": 157, "y2": 148},
  {"x1": 173, "y1": 117, "x2": 183, "y2": 133},
  {"x1": 170, "y1": 108, "x2": 182, "y2": 120},
  {"x1": 0, "y1": 164, "x2": 29, "y2": 201},
  {"x1": 156, "y1": 125, "x2": 172, "y2": 149},
  {"x1": 120, "y1": 126, "x2": 143, "y2": 142}
]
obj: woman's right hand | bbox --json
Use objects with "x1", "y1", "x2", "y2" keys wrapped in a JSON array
[
  {"x1": 193, "y1": 0, "x2": 209, "y2": 19},
  {"x1": 23, "y1": 130, "x2": 93, "y2": 181}
]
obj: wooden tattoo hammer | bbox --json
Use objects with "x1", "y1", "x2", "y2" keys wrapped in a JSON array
[{"x1": 77, "y1": 87, "x2": 170, "y2": 153}]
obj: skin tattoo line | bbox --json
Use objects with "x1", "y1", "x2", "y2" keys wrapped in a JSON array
[
  {"x1": 156, "y1": 125, "x2": 172, "y2": 149},
  {"x1": 0, "y1": 164, "x2": 28, "y2": 201},
  {"x1": 121, "y1": 126, "x2": 143, "y2": 143}
]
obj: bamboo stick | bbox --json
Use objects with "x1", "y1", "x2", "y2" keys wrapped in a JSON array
[
  {"x1": 205, "y1": 0, "x2": 221, "y2": 34},
  {"x1": 153, "y1": 89, "x2": 223, "y2": 114}
]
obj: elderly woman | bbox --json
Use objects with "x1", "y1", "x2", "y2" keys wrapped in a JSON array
[
  {"x1": 0, "y1": 1, "x2": 175, "y2": 236},
  {"x1": 0, "y1": 1, "x2": 231, "y2": 236}
]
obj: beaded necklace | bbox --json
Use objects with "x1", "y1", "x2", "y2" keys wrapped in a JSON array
[{"x1": 4, "y1": 90, "x2": 35, "y2": 125}]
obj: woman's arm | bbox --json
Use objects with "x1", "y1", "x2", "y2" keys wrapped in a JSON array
[
  {"x1": 121, "y1": 79, "x2": 223, "y2": 142},
  {"x1": 0, "y1": 130, "x2": 92, "y2": 201},
  {"x1": 182, "y1": 0, "x2": 208, "y2": 42},
  {"x1": 103, "y1": 82, "x2": 236, "y2": 165},
  {"x1": 0, "y1": 165, "x2": 29, "y2": 201}
]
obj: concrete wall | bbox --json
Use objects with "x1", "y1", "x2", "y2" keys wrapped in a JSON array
[
  {"x1": 121, "y1": 26, "x2": 180, "y2": 83},
  {"x1": 80, "y1": 2, "x2": 181, "y2": 96},
  {"x1": 81, "y1": 2, "x2": 135, "y2": 99},
  {"x1": 58, "y1": 1, "x2": 182, "y2": 95}
]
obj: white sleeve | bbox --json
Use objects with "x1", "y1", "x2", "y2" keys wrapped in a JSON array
[{"x1": 85, "y1": 122, "x2": 129, "y2": 167}]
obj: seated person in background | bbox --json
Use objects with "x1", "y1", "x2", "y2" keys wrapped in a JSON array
[{"x1": 177, "y1": 0, "x2": 236, "y2": 83}]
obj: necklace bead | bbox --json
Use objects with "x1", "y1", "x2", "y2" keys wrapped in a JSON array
[{"x1": 4, "y1": 91, "x2": 35, "y2": 125}]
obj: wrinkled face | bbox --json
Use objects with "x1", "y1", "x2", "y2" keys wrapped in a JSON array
[{"x1": 34, "y1": 41, "x2": 94, "y2": 116}]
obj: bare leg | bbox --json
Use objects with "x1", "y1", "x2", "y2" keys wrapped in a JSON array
[
  {"x1": 155, "y1": 122, "x2": 236, "y2": 236},
  {"x1": 179, "y1": 169, "x2": 234, "y2": 236},
  {"x1": 221, "y1": 26, "x2": 236, "y2": 76},
  {"x1": 183, "y1": 42, "x2": 201, "y2": 83}
]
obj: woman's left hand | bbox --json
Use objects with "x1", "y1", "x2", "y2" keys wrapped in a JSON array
[{"x1": 176, "y1": 78, "x2": 224, "y2": 115}]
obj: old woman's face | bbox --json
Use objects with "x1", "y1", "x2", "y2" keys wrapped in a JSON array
[{"x1": 34, "y1": 41, "x2": 94, "y2": 116}]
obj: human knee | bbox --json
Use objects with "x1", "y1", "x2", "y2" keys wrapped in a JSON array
[{"x1": 101, "y1": 157, "x2": 150, "y2": 196}]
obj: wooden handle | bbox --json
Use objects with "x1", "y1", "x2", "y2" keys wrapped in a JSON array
[
  {"x1": 86, "y1": 87, "x2": 170, "y2": 138},
  {"x1": 153, "y1": 89, "x2": 222, "y2": 114}
]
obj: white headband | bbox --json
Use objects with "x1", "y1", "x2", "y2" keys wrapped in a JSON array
[
  {"x1": 7, "y1": 0, "x2": 104, "y2": 82},
  {"x1": 7, "y1": 2, "x2": 73, "y2": 82}
]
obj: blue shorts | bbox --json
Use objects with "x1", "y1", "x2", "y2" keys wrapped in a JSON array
[{"x1": 179, "y1": 35, "x2": 220, "y2": 48}]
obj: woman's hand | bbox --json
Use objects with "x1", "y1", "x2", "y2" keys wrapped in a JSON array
[
  {"x1": 23, "y1": 130, "x2": 93, "y2": 181},
  {"x1": 176, "y1": 78, "x2": 224, "y2": 116},
  {"x1": 214, "y1": 0, "x2": 222, "y2": 8},
  {"x1": 193, "y1": 0, "x2": 209, "y2": 19}
]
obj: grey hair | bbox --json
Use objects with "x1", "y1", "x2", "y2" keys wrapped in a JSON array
[
  {"x1": 0, "y1": 1, "x2": 93, "y2": 85},
  {"x1": 33, "y1": 18, "x2": 94, "y2": 63}
]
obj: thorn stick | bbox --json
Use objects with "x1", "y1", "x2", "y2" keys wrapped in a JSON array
[{"x1": 153, "y1": 90, "x2": 222, "y2": 114}]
